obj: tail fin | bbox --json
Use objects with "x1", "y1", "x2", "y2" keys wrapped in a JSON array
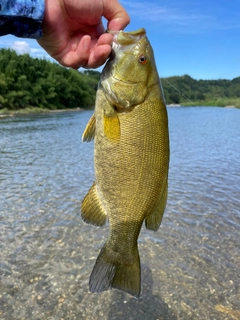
[{"x1": 89, "y1": 243, "x2": 141, "y2": 298}]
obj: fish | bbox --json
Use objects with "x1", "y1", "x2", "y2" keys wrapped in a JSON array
[{"x1": 81, "y1": 28, "x2": 169, "y2": 298}]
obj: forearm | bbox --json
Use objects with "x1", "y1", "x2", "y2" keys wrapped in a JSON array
[{"x1": 0, "y1": 0, "x2": 45, "y2": 38}]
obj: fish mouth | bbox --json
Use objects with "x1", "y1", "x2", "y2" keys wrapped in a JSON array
[{"x1": 107, "y1": 28, "x2": 146, "y2": 45}]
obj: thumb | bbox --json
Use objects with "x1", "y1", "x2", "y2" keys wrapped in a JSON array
[{"x1": 103, "y1": 0, "x2": 130, "y2": 31}]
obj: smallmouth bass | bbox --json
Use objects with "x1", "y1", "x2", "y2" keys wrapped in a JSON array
[{"x1": 81, "y1": 28, "x2": 169, "y2": 298}]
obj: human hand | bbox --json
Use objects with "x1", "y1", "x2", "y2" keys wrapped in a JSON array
[{"x1": 37, "y1": 0, "x2": 130, "y2": 69}]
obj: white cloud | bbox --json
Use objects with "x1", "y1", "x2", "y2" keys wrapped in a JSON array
[
  {"x1": 11, "y1": 40, "x2": 45, "y2": 56},
  {"x1": 10, "y1": 40, "x2": 49, "y2": 60},
  {"x1": 121, "y1": 1, "x2": 205, "y2": 21},
  {"x1": 120, "y1": 0, "x2": 216, "y2": 32},
  {"x1": 11, "y1": 41, "x2": 32, "y2": 54},
  {"x1": 0, "y1": 36, "x2": 51, "y2": 61},
  {"x1": 218, "y1": 24, "x2": 240, "y2": 31}
]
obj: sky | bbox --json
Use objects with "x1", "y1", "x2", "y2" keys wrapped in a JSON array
[{"x1": 0, "y1": 0, "x2": 240, "y2": 80}]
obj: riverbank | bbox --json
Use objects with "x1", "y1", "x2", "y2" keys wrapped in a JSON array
[
  {"x1": 1, "y1": 102, "x2": 239, "y2": 118},
  {"x1": 180, "y1": 97, "x2": 240, "y2": 108},
  {"x1": 0, "y1": 107, "x2": 87, "y2": 118}
]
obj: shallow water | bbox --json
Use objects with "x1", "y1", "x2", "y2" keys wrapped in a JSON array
[{"x1": 0, "y1": 107, "x2": 239, "y2": 320}]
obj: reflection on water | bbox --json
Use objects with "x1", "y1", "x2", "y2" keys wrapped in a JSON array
[{"x1": 0, "y1": 108, "x2": 239, "y2": 320}]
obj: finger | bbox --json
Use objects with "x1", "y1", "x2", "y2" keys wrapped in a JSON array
[
  {"x1": 59, "y1": 35, "x2": 91, "y2": 69},
  {"x1": 96, "y1": 33, "x2": 113, "y2": 46},
  {"x1": 81, "y1": 34, "x2": 112, "y2": 69},
  {"x1": 84, "y1": 34, "x2": 113, "y2": 69},
  {"x1": 103, "y1": 0, "x2": 130, "y2": 31},
  {"x1": 84, "y1": 44, "x2": 112, "y2": 69}
]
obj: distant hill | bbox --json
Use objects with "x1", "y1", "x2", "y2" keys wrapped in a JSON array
[
  {"x1": 161, "y1": 74, "x2": 240, "y2": 107},
  {"x1": 0, "y1": 48, "x2": 239, "y2": 113}
]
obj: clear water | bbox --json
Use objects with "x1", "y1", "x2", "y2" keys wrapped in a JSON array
[{"x1": 0, "y1": 108, "x2": 239, "y2": 320}]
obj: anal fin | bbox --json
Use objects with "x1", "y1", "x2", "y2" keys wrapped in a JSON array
[
  {"x1": 145, "y1": 180, "x2": 168, "y2": 231},
  {"x1": 81, "y1": 182, "x2": 107, "y2": 226}
]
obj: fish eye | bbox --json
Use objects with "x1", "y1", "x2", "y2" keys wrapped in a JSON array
[{"x1": 138, "y1": 54, "x2": 148, "y2": 65}]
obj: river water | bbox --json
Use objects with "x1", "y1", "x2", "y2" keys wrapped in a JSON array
[{"x1": 0, "y1": 107, "x2": 239, "y2": 320}]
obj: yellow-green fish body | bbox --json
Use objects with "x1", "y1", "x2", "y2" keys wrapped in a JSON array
[{"x1": 81, "y1": 28, "x2": 169, "y2": 297}]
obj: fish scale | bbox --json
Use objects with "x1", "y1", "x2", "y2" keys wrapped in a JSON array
[{"x1": 81, "y1": 28, "x2": 169, "y2": 297}]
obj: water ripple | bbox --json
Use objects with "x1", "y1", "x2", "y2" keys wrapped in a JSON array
[{"x1": 0, "y1": 108, "x2": 239, "y2": 319}]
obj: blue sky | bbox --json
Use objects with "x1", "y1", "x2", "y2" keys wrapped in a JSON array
[{"x1": 0, "y1": 0, "x2": 239, "y2": 80}]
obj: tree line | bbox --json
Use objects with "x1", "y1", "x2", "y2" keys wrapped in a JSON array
[
  {"x1": 162, "y1": 74, "x2": 240, "y2": 106},
  {"x1": 0, "y1": 48, "x2": 240, "y2": 112},
  {"x1": 0, "y1": 48, "x2": 100, "y2": 111}
]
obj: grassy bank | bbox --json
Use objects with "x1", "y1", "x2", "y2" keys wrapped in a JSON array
[
  {"x1": 181, "y1": 97, "x2": 240, "y2": 108},
  {"x1": 1, "y1": 99, "x2": 239, "y2": 118},
  {"x1": 0, "y1": 107, "x2": 50, "y2": 115},
  {"x1": 0, "y1": 107, "x2": 85, "y2": 117}
]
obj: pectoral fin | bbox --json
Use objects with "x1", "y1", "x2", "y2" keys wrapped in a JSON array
[
  {"x1": 103, "y1": 112, "x2": 120, "y2": 143},
  {"x1": 81, "y1": 182, "x2": 107, "y2": 226},
  {"x1": 145, "y1": 180, "x2": 168, "y2": 231},
  {"x1": 82, "y1": 114, "x2": 96, "y2": 142}
]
